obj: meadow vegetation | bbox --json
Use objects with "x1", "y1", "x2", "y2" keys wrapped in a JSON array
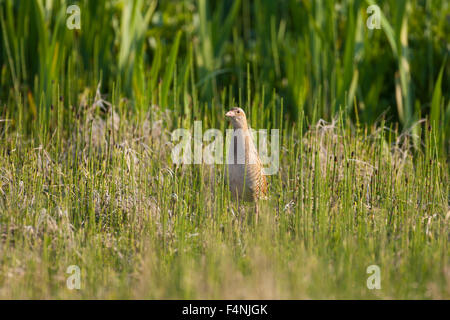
[{"x1": 0, "y1": 0, "x2": 448, "y2": 298}]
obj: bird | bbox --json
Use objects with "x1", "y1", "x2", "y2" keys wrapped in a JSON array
[{"x1": 225, "y1": 107, "x2": 267, "y2": 220}]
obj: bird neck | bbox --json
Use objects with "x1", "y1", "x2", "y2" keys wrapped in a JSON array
[{"x1": 233, "y1": 123, "x2": 248, "y2": 131}]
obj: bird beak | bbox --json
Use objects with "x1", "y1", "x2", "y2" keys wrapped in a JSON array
[{"x1": 225, "y1": 111, "x2": 234, "y2": 118}]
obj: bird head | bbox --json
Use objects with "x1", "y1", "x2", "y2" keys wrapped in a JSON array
[{"x1": 225, "y1": 107, "x2": 248, "y2": 129}]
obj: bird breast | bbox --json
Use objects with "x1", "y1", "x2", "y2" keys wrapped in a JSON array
[{"x1": 227, "y1": 129, "x2": 263, "y2": 201}]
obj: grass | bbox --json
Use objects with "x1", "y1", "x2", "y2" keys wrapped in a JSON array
[
  {"x1": 0, "y1": 0, "x2": 449, "y2": 299},
  {"x1": 0, "y1": 89, "x2": 448, "y2": 298},
  {"x1": 1, "y1": 1, "x2": 449, "y2": 135}
]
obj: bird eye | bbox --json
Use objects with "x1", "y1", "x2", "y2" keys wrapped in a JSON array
[{"x1": 236, "y1": 110, "x2": 240, "y2": 113}]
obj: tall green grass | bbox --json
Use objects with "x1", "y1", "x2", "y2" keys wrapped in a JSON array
[
  {"x1": 0, "y1": 0, "x2": 448, "y2": 299},
  {"x1": 1, "y1": 1, "x2": 448, "y2": 146},
  {"x1": 0, "y1": 84, "x2": 448, "y2": 298}
]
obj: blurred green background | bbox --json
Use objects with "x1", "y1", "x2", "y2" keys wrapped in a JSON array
[{"x1": 0, "y1": 0, "x2": 449, "y2": 149}]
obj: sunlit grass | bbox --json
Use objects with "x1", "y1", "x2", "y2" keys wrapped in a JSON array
[
  {"x1": 0, "y1": 89, "x2": 448, "y2": 298},
  {"x1": 0, "y1": 0, "x2": 448, "y2": 299}
]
